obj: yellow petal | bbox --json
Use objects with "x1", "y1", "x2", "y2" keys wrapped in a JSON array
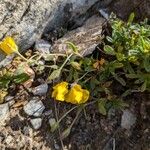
[
  {"x1": 82, "y1": 89, "x2": 90, "y2": 103},
  {"x1": 0, "y1": 37, "x2": 18, "y2": 55},
  {"x1": 65, "y1": 84, "x2": 89, "y2": 104},
  {"x1": 52, "y1": 82, "x2": 69, "y2": 101}
]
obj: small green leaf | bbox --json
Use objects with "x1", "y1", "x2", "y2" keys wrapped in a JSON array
[
  {"x1": 128, "y1": 12, "x2": 135, "y2": 24},
  {"x1": 61, "y1": 127, "x2": 71, "y2": 139},
  {"x1": 111, "y1": 99, "x2": 129, "y2": 109},
  {"x1": 47, "y1": 69, "x2": 61, "y2": 82},
  {"x1": 104, "y1": 45, "x2": 115, "y2": 55},
  {"x1": 106, "y1": 36, "x2": 113, "y2": 43},
  {"x1": 126, "y1": 74, "x2": 139, "y2": 79},
  {"x1": 66, "y1": 41, "x2": 78, "y2": 53},
  {"x1": 113, "y1": 62, "x2": 124, "y2": 68},
  {"x1": 144, "y1": 57, "x2": 150, "y2": 72},
  {"x1": 141, "y1": 80, "x2": 147, "y2": 92},
  {"x1": 98, "y1": 99, "x2": 107, "y2": 115},
  {"x1": 121, "y1": 90, "x2": 132, "y2": 97},
  {"x1": 13, "y1": 73, "x2": 30, "y2": 84},
  {"x1": 50, "y1": 122, "x2": 59, "y2": 132},
  {"x1": 71, "y1": 62, "x2": 81, "y2": 70},
  {"x1": 113, "y1": 74, "x2": 126, "y2": 86},
  {"x1": 0, "y1": 77, "x2": 11, "y2": 88}
]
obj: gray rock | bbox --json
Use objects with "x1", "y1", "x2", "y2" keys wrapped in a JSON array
[
  {"x1": 0, "y1": 55, "x2": 15, "y2": 69},
  {"x1": 0, "y1": 0, "x2": 99, "y2": 61},
  {"x1": 0, "y1": 103, "x2": 9, "y2": 126},
  {"x1": 34, "y1": 39, "x2": 51, "y2": 54},
  {"x1": 51, "y1": 15, "x2": 105, "y2": 56},
  {"x1": 23, "y1": 99, "x2": 45, "y2": 117},
  {"x1": 32, "y1": 84, "x2": 48, "y2": 96},
  {"x1": 121, "y1": 109, "x2": 136, "y2": 130},
  {"x1": 22, "y1": 126, "x2": 31, "y2": 135},
  {"x1": 30, "y1": 118, "x2": 42, "y2": 130}
]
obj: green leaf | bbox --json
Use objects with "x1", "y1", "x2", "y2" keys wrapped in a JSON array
[
  {"x1": 126, "y1": 74, "x2": 139, "y2": 79},
  {"x1": 71, "y1": 62, "x2": 81, "y2": 70},
  {"x1": 113, "y1": 74, "x2": 126, "y2": 86},
  {"x1": 98, "y1": 99, "x2": 107, "y2": 115},
  {"x1": 141, "y1": 80, "x2": 147, "y2": 92},
  {"x1": 144, "y1": 57, "x2": 150, "y2": 72},
  {"x1": 106, "y1": 36, "x2": 113, "y2": 43},
  {"x1": 104, "y1": 45, "x2": 115, "y2": 55},
  {"x1": 121, "y1": 90, "x2": 132, "y2": 97},
  {"x1": 50, "y1": 122, "x2": 59, "y2": 132},
  {"x1": 113, "y1": 62, "x2": 124, "y2": 69},
  {"x1": 47, "y1": 69, "x2": 61, "y2": 82},
  {"x1": 111, "y1": 99, "x2": 129, "y2": 109},
  {"x1": 61, "y1": 127, "x2": 71, "y2": 139},
  {"x1": 0, "y1": 77, "x2": 11, "y2": 88},
  {"x1": 66, "y1": 41, "x2": 78, "y2": 53},
  {"x1": 128, "y1": 12, "x2": 135, "y2": 24},
  {"x1": 13, "y1": 73, "x2": 30, "y2": 84}
]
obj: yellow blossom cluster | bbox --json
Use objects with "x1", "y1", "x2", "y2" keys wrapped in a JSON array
[{"x1": 52, "y1": 82, "x2": 89, "y2": 104}]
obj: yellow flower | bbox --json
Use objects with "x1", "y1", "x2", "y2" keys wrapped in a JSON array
[
  {"x1": 0, "y1": 36, "x2": 18, "y2": 55},
  {"x1": 52, "y1": 82, "x2": 69, "y2": 101},
  {"x1": 65, "y1": 84, "x2": 89, "y2": 104}
]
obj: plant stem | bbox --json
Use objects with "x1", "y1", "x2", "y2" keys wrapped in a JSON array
[
  {"x1": 16, "y1": 51, "x2": 28, "y2": 61},
  {"x1": 56, "y1": 105, "x2": 78, "y2": 124},
  {"x1": 60, "y1": 53, "x2": 73, "y2": 70}
]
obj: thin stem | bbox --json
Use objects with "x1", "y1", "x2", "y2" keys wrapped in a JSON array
[
  {"x1": 44, "y1": 53, "x2": 66, "y2": 56},
  {"x1": 57, "y1": 105, "x2": 78, "y2": 124},
  {"x1": 54, "y1": 102, "x2": 65, "y2": 149},
  {"x1": 69, "y1": 106, "x2": 82, "y2": 129},
  {"x1": 76, "y1": 72, "x2": 89, "y2": 83},
  {"x1": 16, "y1": 51, "x2": 28, "y2": 61},
  {"x1": 60, "y1": 53, "x2": 73, "y2": 70}
]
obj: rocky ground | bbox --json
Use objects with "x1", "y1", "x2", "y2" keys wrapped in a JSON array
[{"x1": 0, "y1": 9, "x2": 150, "y2": 150}]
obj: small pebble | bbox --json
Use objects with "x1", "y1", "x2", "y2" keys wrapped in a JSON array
[
  {"x1": 54, "y1": 143, "x2": 60, "y2": 150},
  {"x1": 22, "y1": 126, "x2": 31, "y2": 135},
  {"x1": 8, "y1": 100, "x2": 15, "y2": 107},
  {"x1": 121, "y1": 109, "x2": 136, "y2": 130},
  {"x1": 0, "y1": 103, "x2": 10, "y2": 126},
  {"x1": 32, "y1": 84, "x2": 48, "y2": 96},
  {"x1": 5, "y1": 96, "x2": 14, "y2": 102},
  {"x1": 5, "y1": 135, "x2": 14, "y2": 145},
  {"x1": 43, "y1": 110, "x2": 52, "y2": 116},
  {"x1": 30, "y1": 118, "x2": 42, "y2": 130},
  {"x1": 23, "y1": 98, "x2": 45, "y2": 117}
]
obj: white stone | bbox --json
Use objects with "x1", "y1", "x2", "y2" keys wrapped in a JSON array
[
  {"x1": 32, "y1": 84, "x2": 48, "y2": 96},
  {"x1": 30, "y1": 118, "x2": 42, "y2": 130},
  {"x1": 121, "y1": 109, "x2": 136, "y2": 130},
  {"x1": 23, "y1": 99, "x2": 45, "y2": 117},
  {"x1": 0, "y1": 103, "x2": 10, "y2": 126}
]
